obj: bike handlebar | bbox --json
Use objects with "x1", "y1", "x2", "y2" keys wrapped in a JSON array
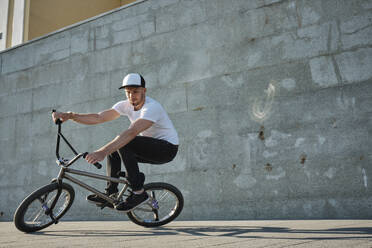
[{"x1": 52, "y1": 109, "x2": 102, "y2": 169}]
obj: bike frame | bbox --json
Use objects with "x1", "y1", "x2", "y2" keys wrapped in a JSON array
[
  {"x1": 54, "y1": 118, "x2": 130, "y2": 205},
  {"x1": 57, "y1": 164, "x2": 130, "y2": 205}
]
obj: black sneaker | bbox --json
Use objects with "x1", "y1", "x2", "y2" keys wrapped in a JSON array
[
  {"x1": 86, "y1": 189, "x2": 118, "y2": 207},
  {"x1": 115, "y1": 192, "x2": 149, "y2": 212}
]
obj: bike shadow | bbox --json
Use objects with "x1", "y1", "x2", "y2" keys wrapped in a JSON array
[{"x1": 29, "y1": 224, "x2": 372, "y2": 240}]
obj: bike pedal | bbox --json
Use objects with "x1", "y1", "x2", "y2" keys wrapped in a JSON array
[{"x1": 97, "y1": 202, "x2": 114, "y2": 209}]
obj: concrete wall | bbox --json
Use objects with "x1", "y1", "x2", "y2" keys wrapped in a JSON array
[{"x1": 0, "y1": 0, "x2": 371, "y2": 221}]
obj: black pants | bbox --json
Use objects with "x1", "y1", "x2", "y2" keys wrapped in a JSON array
[{"x1": 106, "y1": 136, "x2": 178, "y2": 191}]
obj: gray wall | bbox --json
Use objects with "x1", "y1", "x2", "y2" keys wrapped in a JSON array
[{"x1": 1, "y1": 0, "x2": 372, "y2": 221}]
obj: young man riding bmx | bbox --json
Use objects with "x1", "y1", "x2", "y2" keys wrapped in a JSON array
[{"x1": 52, "y1": 73, "x2": 179, "y2": 211}]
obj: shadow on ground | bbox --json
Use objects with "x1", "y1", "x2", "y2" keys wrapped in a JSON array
[{"x1": 29, "y1": 225, "x2": 372, "y2": 240}]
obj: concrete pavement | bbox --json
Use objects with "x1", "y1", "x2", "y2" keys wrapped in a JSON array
[{"x1": 0, "y1": 220, "x2": 371, "y2": 247}]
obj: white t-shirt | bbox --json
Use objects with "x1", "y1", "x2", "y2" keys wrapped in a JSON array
[{"x1": 112, "y1": 97, "x2": 179, "y2": 145}]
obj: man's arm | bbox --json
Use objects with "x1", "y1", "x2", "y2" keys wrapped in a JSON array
[
  {"x1": 52, "y1": 109, "x2": 120, "y2": 125},
  {"x1": 85, "y1": 118, "x2": 153, "y2": 164}
]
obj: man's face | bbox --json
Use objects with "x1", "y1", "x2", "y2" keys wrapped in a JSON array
[{"x1": 125, "y1": 86, "x2": 146, "y2": 110}]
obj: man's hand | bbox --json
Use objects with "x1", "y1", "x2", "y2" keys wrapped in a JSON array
[
  {"x1": 52, "y1": 111, "x2": 73, "y2": 123},
  {"x1": 85, "y1": 151, "x2": 106, "y2": 164}
]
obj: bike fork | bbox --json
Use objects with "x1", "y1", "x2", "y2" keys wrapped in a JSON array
[{"x1": 43, "y1": 183, "x2": 63, "y2": 225}]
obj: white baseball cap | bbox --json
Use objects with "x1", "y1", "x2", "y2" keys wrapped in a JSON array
[{"x1": 119, "y1": 73, "x2": 146, "y2": 89}]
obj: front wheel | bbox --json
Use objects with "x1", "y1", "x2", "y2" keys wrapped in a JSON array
[
  {"x1": 127, "y1": 182, "x2": 184, "y2": 227},
  {"x1": 14, "y1": 182, "x2": 75, "y2": 233}
]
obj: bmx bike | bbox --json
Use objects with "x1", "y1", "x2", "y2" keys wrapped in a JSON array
[{"x1": 13, "y1": 111, "x2": 184, "y2": 233}]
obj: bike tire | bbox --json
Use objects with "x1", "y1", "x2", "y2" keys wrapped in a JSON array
[
  {"x1": 127, "y1": 182, "x2": 184, "y2": 227},
  {"x1": 14, "y1": 182, "x2": 75, "y2": 233}
]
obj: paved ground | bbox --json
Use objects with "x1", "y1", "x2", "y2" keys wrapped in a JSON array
[{"x1": 0, "y1": 220, "x2": 371, "y2": 247}]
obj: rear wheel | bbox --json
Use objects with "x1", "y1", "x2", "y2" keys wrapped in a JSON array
[
  {"x1": 127, "y1": 182, "x2": 183, "y2": 227},
  {"x1": 14, "y1": 182, "x2": 75, "y2": 233}
]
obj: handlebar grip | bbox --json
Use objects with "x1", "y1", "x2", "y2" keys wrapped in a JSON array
[
  {"x1": 93, "y1": 162, "x2": 102, "y2": 169},
  {"x1": 51, "y1": 109, "x2": 62, "y2": 125},
  {"x1": 82, "y1": 152, "x2": 102, "y2": 169}
]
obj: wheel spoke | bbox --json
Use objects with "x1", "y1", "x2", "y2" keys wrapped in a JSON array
[
  {"x1": 157, "y1": 191, "x2": 170, "y2": 201},
  {"x1": 31, "y1": 208, "x2": 44, "y2": 223}
]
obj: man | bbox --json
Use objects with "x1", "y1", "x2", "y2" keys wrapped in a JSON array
[{"x1": 52, "y1": 73, "x2": 179, "y2": 211}]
